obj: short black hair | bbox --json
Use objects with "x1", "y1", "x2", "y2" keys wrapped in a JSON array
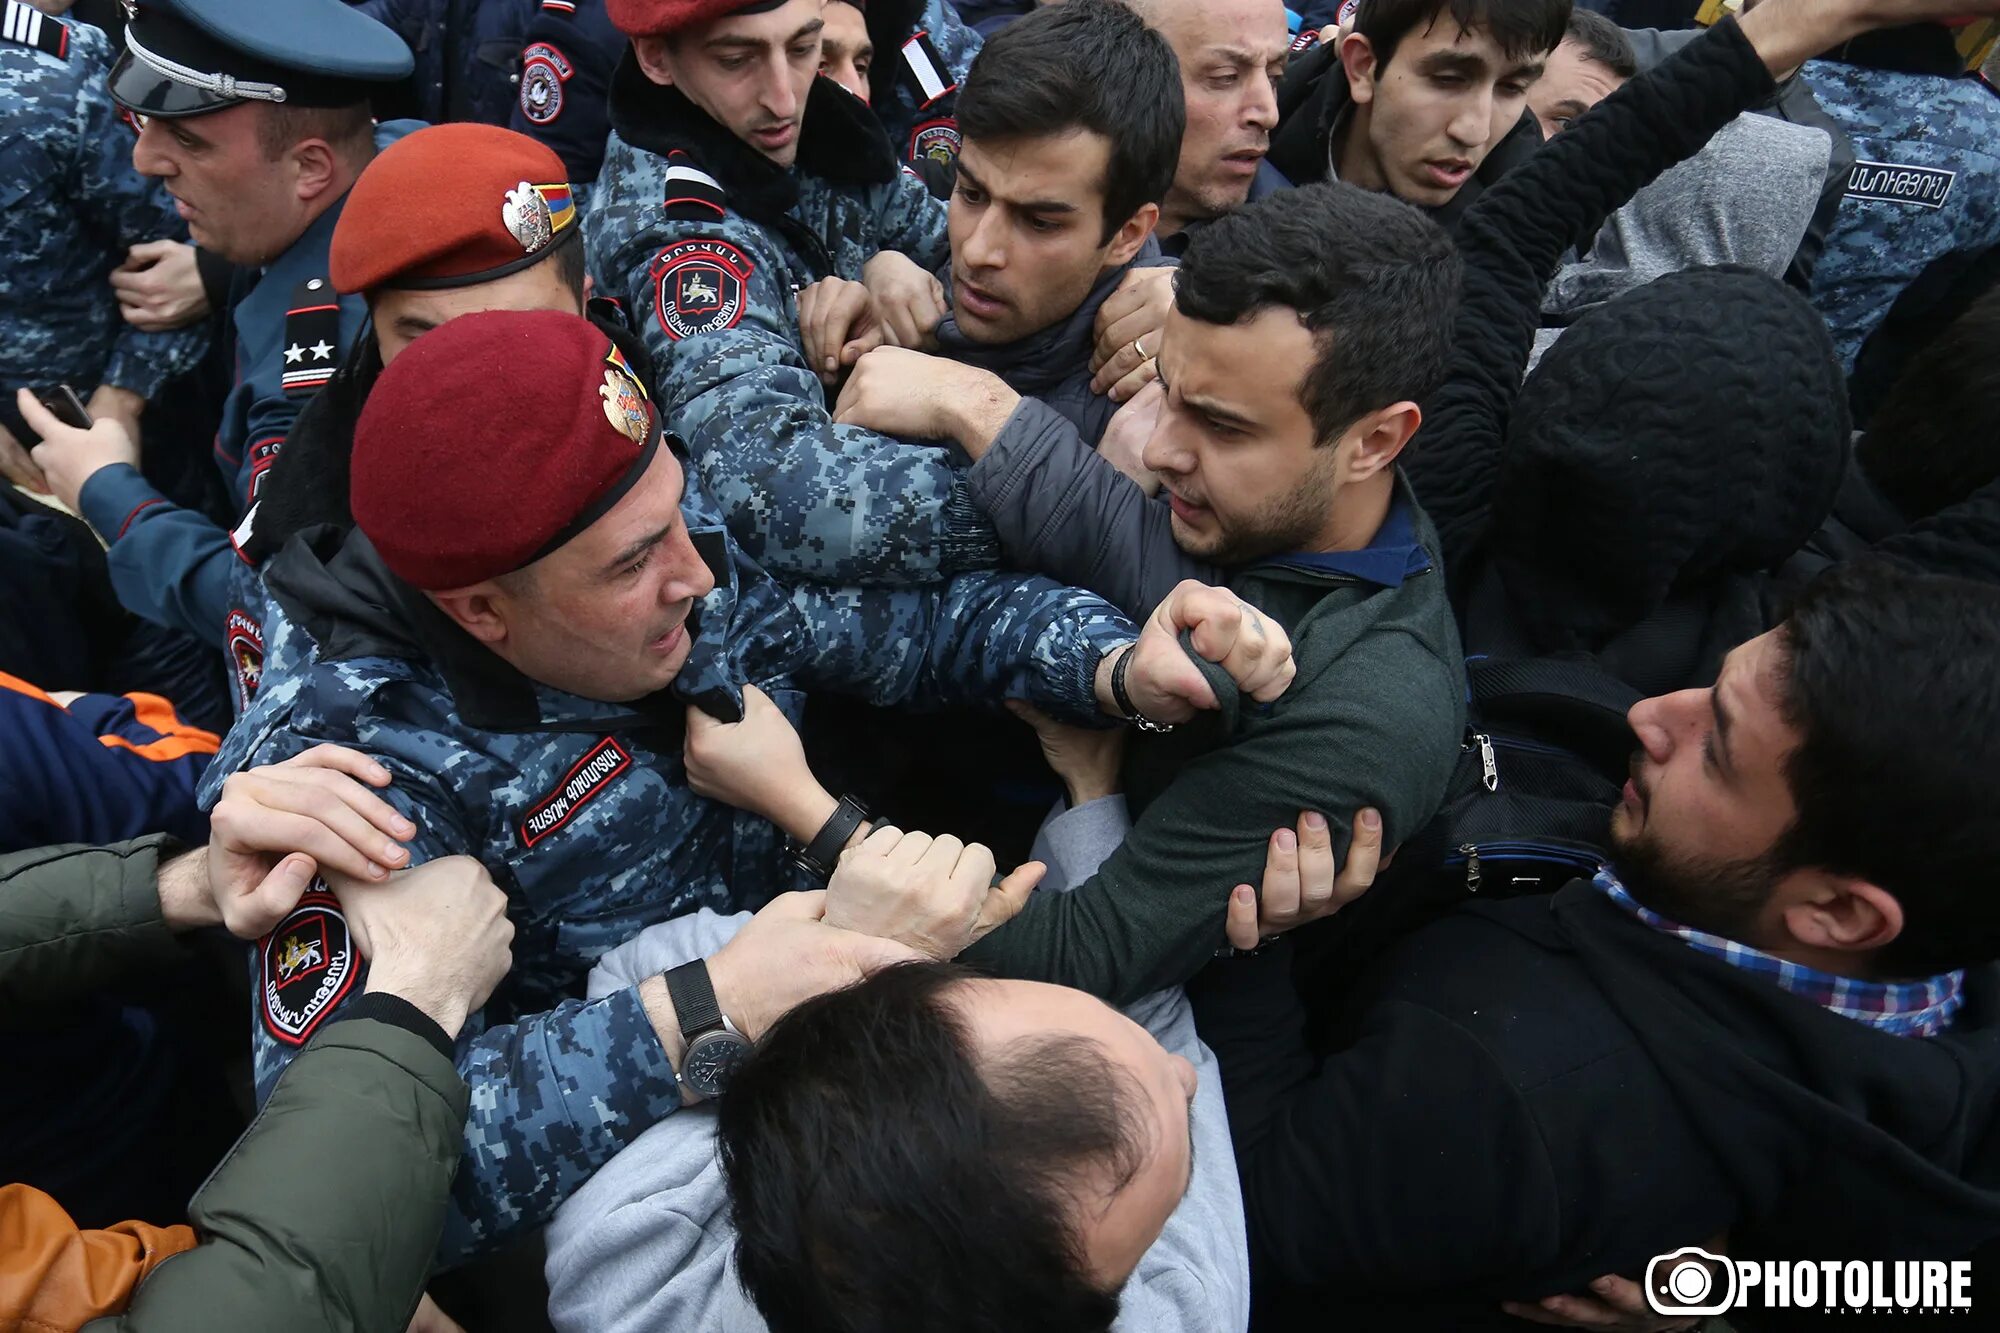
[
  {"x1": 1770, "y1": 561, "x2": 2000, "y2": 977},
  {"x1": 1564, "y1": 6, "x2": 1637, "y2": 79},
  {"x1": 1174, "y1": 181, "x2": 1461, "y2": 445},
  {"x1": 718, "y1": 962, "x2": 1151, "y2": 1333},
  {"x1": 1355, "y1": 0, "x2": 1572, "y2": 72},
  {"x1": 550, "y1": 227, "x2": 588, "y2": 300},
  {"x1": 1857, "y1": 285, "x2": 2000, "y2": 518},
  {"x1": 955, "y1": 0, "x2": 1184, "y2": 244}
]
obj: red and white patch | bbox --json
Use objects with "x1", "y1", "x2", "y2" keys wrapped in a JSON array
[
  {"x1": 519, "y1": 737, "x2": 632, "y2": 848},
  {"x1": 260, "y1": 887, "x2": 355, "y2": 1046},
  {"x1": 651, "y1": 239, "x2": 753, "y2": 342},
  {"x1": 908, "y1": 118, "x2": 961, "y2": 170},
  {"x1": 245, "y1": 436, "x2": 283, "y2": 503},
  {"x1": 226, "y1": 608, "x2": 265, "y2": 711},
  {"x1": 519, "y1": 41, "x2": 573, "y2": 125}
]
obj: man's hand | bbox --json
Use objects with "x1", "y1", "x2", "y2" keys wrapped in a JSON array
[
  {"x1": 685, "y1": 684, "x2": 837, "y2": 843},
  {"x1": 1098, "y1": 379, "x2": 1164, "y2": 495},
  {"x1": 1224, "y1": 809, "x2": 1383, "y2": 950},
  {"x1": 1098, "y1": 580, "x2": 1296, "y2": 724},
  {"x1": 111, "y1": 239, "x2": 211, "y2": 332},
  {"x1": 1006, "y1": 699, "x2": 1125, "y2": 807},
  {"x1": 1737, "y1": 0, "x2": 2000, "y2": 80},
  {"x1": 860, "y1": 249, "x2": 948, "y2": 349},
  {"x1": 405, "y1": 1294, "x2": 466, "y2": 1333},
  {"x1": 702, "y1": 890, "x2": 924, "y2": 1041},
  {"x1": 204, "y1": 745, "x2": 418, "y2": 937},
  {"x1": 16, "y1": 388, "x2": 138, "y2": 513},
  {"x1": 831, "y1": 346, "x2": 1022, "y2": 457},
  {"x1": 1090, "y1": 266, "x2": 1174, "y2": 402},
  {"x1": 797, "y1": 276, "x2": 889, "y2": 386},
  {"x1": 824, "y1": 825, "x2": 1045, "y2": 960},
  {"x1": 1501, "y1": 1275, "x2": 1698, "y2": 1331},
  {"x1": 87, "y1": 385, "x2": 145, "y2": 444},
  {"x1": 331, "y1": 856, "x2": 515, "y2": 1040},
  {"x1": 0, "y1": 419, "x2": 48, "y2": 494}
]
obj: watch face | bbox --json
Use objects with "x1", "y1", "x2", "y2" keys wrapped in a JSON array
[{"x1": 684, "y1": 1029, "x2": 752, "y2": 1099}]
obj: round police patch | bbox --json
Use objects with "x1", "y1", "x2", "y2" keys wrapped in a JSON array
[
  {"x1": 909, "y1": 118, "x2": 962, "y2": 171},
  {"x1": 520, "y1": 53, "x2": 565, "y2": 125},
  {"x1": 226, "y1": 608, "x2": 265, "y2": 712},
  {"x1": 260, "y1": 887, "x2": 356, "y2": 1047},
  {"x1": 651, "y1": 239, "x2": 753, "y2": 342}
]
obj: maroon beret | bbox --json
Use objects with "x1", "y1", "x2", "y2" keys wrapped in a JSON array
[
  {"x1": 608, "y1": 0, "x2": 788, "y2": 38},
  {"x1": 351, "y1": 310, "x2": 659, "y2": 590},
  {"x1": 331, "y1": 124, "x2": 579, "y2": 296}
]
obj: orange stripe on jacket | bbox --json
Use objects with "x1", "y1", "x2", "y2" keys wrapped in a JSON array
[
  {"x1": 0, "y1": 1183, "x2": 196, "y2": 1330},
  {"x1": 96, "y1": 693, "x2": 220, "y2": 763}
]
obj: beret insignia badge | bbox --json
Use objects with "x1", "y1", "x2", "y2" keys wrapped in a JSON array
[
  {"x1": 503, "y1": 180, "x2": 555, "y2": 254},
  {"x1": 600, "y1": 347, "x2": 651, "y2": 444}
]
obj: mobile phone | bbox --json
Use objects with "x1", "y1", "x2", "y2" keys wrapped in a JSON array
[{"x1": 37, "y1": 385, "x2": 93, "y2": 430}]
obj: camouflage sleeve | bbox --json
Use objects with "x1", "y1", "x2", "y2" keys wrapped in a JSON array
[
  {"x1": 239, "y1": 725, "x2": 685, "y2": 1265},
  {"x1": 631, "y1": 218, "x2": 997, "y2": 585},
  {"x1": 871, "y1": 165, "x2": 953, "y2": 273},
  {"x1": 65, "y1": 28, "x2": 208, "y2": 400},
  {"x1": 785, "y1": 572, "x2": 1135, "y2": 724}
]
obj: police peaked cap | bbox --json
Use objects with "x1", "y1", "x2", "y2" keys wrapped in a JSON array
[{"x1": 110, "y1": 0, "x2": 413, "y2": 119}]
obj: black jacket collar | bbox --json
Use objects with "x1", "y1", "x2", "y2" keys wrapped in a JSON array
[{"x1": 607, "y1": 51, "x2": 899, "y2": 230}]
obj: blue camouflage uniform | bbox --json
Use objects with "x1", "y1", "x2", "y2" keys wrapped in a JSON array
[
  {"x1": 866, "y1": 0, "x2": 981, "y2": 188},
  {"x1": 587, "y1": 62, "x2": 1000, "y2": 586},
  {"x1": 75, "y1": 120, "x2": 420, "y2": 652},
  {"x1": 200, "y1": 462, "x2": 1135, "y2": 1263},
  {"x1": 509, "y1": 0, "x2": 625, "y2": 210},
  {"x1": 0, "y1": 6, "x2": 207, "y2": 439},
  {"x1": 1804, "y1": 55, "x2": 2000, "y2": 371}
]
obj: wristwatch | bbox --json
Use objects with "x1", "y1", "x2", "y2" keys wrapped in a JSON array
[
  {"x1": 663, "y1": 959, "x2": 752, "y2": 1100},
  {"x1": 791, "y1": 793, "x2": 869, "y2": 882}
]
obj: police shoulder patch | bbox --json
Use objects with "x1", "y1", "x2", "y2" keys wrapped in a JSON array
[
  {"x1": 520, "y1": 41, "x2": 574, "y2": 126},
  {"x1": 908, "y1": 117, "x2": 962, "y2": 171},
  {"x1": 261, "y1": 886, "x2": 356, "y2": 1046},
  {"x1": 519, "y1": 736, "x2": 633, "y2": 848},
  {"x1": 282, "y1": 278, "x2": 341, "y2": 398},
  {"x1": 2, "y1": 0, "x2": 69, "y2": 59},
  {"x1": 651, "y1": 238, "x2": 753, "y2": 342},
  {"x1": 225, "y1": 606, "x2": 266, "y2": 710}
]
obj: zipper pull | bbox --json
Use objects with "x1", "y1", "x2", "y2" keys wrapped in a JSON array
[
  {"x1": 1461, "y1": 842, "x2": 1482, "y2": 893},
  {"x1": 1472, "y1": 732, "x2": 1498, "y2": 792}
]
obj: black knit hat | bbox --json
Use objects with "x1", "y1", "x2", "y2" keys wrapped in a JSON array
[{"x1": 1492, "y1": 266, "x2": 1850, "y2": 654}]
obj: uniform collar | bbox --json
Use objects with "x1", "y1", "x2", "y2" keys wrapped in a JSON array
[{"x1": 1252, "y1": 475, "x2": 1434, "y2": 589}]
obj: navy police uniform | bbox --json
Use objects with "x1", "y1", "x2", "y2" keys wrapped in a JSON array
[
  {"x1": 71, "y1": 0, "x2": 414, "y2": 653},
  {"x1": 355, "y1": 0, "x2": 533, "y2": 127},
  {"x1": 510, "y1": 0, "x2": 626, "y2": 207},
  {"x1": 865, "y1": 0, "x2": 982, "y2": 193}
]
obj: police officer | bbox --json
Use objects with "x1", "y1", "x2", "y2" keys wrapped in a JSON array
[
  {"x1": 1802, "y1": 23, "x2": 2000, "y2": 373},
  {"x1": 861, "y1": 0, "x2": 983, "y2": 191},
  {"x1": 355, "y1": 0, "x2": 534, "y2": 127},
  {"x1": 203, "y1": 305, "x2": 1280, "y2": 1261},
  {"x1": 0, "y1": 0, "x2": 206, "y2": 490},
  {"x1": 17, "y1": 0, "x2": 414, "y2": 654},
  {"x1": 510, "y1": 0, "x2": 628, "y2": 208},
  {"x1": 587, "y1": 0, "x2": 1008, "y2": 589}
]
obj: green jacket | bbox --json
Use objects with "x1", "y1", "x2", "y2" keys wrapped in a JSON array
[
  {"x1": 1, "y1": 837, "x2": 467, "y2": 1333},
  {"x1": 965, "y1": 478, "x2": 1467, "y2": 1003}
]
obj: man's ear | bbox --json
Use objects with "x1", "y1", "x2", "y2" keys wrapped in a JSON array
[
  {"x1": 289, "y1": 137, "x2": 340, "y2": 205},
  {"x1": 633, "y1": 34, "x2": 677, "y2": 87},
  {"x1": 1777, "y1": 873, "x2": 1905, "y2": 958},
  {"x1": 426, "y1": 583, "x2": 511, "y2": 647},
  {"x1": 1338, "y1": 400, "x2": 1421, "y2": 482},
  {"x1": 1338, "y1": 31, "x2": 1381, "y2": 105},
  {"x1": 1103, "y1": 202, "x2": 1161, "y2": 269}
]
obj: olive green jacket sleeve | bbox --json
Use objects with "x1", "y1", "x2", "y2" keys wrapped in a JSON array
[{"x1": 0, "y1": 836, "x2": 189, "y2": 1015}]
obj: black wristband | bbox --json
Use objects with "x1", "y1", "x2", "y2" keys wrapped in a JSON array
[
  {"x1": 1110, "y1": 644, "x2": 1174, "y2": 734},
  {"x1": 794, "y1": 794, "x2": 868, "y2": 882},
  {"x1": 333, "y1": 991, "x2": 454, "y2": 1061}
]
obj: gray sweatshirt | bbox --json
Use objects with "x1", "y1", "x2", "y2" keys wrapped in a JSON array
[{"x1": 540, "y1": 798, "x2": 1251, "y2": 1333}]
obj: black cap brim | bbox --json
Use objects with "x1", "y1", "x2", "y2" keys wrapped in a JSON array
[{"x1": 108, "y1": 48, "x2": 242, "y2": 118}]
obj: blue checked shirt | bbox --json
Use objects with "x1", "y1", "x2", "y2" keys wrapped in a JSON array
[{"x1": 1594, "y1": 868, "x2": 1964, "y2": 1038}]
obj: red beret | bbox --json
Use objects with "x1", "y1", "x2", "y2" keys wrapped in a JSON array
[
  {"x1": 351, "y1": 310, "x2": 660, "y2": 590},
  {"x1": 330, "y1": 124, "x2": 580, "y2": 295},
  {"x1": 608, "y1": 0, "x2": 788, "y2": 38}
]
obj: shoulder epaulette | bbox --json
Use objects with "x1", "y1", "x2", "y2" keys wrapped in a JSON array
[
  {"x1": 541, "y1": 0, "x2": 577, "y2": 11},
  {"x1": 663, "y1": 150, "x2": 727, "y2": 222},
  {"x1": 2, "y1": 0, "x2": 70, "y2": 60},
  {"x1": 898, "y1": 30, "x2": 957, "y2": 110}
]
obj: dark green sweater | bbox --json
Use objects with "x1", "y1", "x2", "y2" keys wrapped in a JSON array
[{"x1": 964, "y1": 479, "x2": 1466, "y2": 1003}]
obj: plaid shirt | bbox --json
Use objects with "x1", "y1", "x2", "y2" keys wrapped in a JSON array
[{"x1": 1594, "y1": 869, "x2": 1965, "y2": 1038}]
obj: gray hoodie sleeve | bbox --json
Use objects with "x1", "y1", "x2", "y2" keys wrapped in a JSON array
[{"x1": 967, "y1": 397, "x2": 1222, "y2": 618}]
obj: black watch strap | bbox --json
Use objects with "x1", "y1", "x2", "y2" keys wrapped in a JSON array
[
  {"x1": 663, "y1": 959, "x2": 724, "y2": 1038},
  {"x1": 794, "y1": 794, "x2": 868, "y2": 882},
  {"x1": 1111, "y1": 644, "x2": 1174, "y2": 733}
]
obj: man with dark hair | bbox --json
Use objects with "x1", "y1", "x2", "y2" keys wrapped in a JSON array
[
  {"x1": 19, "y1": 0, "x2": 416, "y2": 655},
  {"x1": 1529, "y1": 4, "x2": 1634, "y2": 137},
  {"x1": 1269, "y1": 0, "x2": 1569, "y2": 225}
]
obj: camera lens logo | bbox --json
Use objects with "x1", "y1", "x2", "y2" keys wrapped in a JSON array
[{"x1": 1647, "y1": 1247, "x2": 1737, "y2": 1316}]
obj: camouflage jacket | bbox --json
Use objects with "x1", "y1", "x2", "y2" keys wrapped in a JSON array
[
  {"x1": 865, "y1": 0, "x2": 981, "y2": 188},
  {"x1": 198, "y1": 466, "x2": 1134, "y2": 1263},
  {"x1": 74, "y1": 120, "x2": 421, "y2": 650},
  {"x1": 586, "y1": 63, "x2": 1001, "y2": 587},
  {"x1": 0, "y1": 9, "x2": 207, "y2": 409},
  {"x1": 1804, "y1": 56, "x2": 2000, "y2": 371}
]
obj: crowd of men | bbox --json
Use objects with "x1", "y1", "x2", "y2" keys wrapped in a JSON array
[{"x1": 5, "y1": 0, "x2": 2000, "y2": 1329}]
